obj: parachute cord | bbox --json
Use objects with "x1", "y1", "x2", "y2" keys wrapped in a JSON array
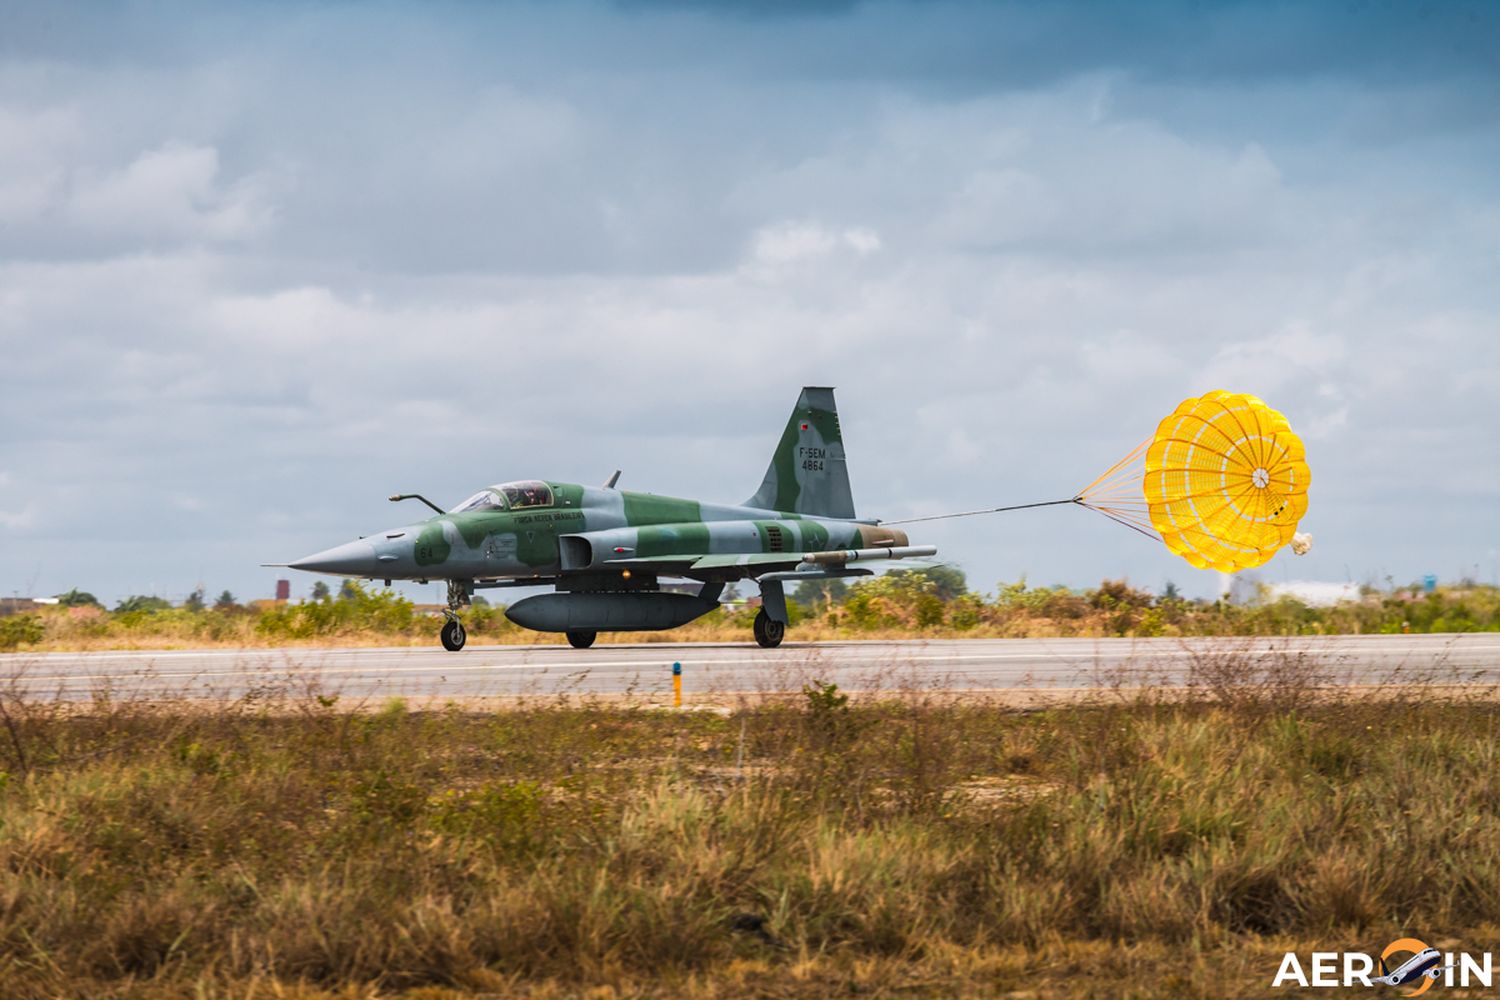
[
  {"x1": 1075, "y1": 437, "x2": 1150, "y2": 498},
  {"x1": 881, "y1": 495, "x2": 1162, "y2": 544},
  {"x1": 1078, "y1": 502, "x2": 1161, "y2": 541},
  {"x1": 880, "y1": 498, "x2": 1081, "y2": 526}
]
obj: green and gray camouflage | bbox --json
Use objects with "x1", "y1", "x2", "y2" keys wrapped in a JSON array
[{"x1": 287, "y1": 387, "x2": 933, "y2": 643}]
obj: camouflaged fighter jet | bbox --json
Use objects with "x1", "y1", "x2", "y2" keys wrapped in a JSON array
[{"x1": 284, "y1": 388, "x2": 935, "y2": 651}]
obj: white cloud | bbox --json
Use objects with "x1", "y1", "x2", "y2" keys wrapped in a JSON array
[
  {"x1": 0, "y1": 503, "x2": 37, "y2": 530},
  {"x1": 0, "y1": 104, "x2": 81, "y2": 223},
  {"x1": 0, "y1": 102, "x2": 279, "y2": 257},
  {"x1": 747, "y1": 221, "x2": 882, "y2": 267},
  {"x1": 65, "y1": 142, "x2": 272, "y2": 243},
  {"x1": 1197, "y1": 327, "x2": 1346, "y2": 395}
]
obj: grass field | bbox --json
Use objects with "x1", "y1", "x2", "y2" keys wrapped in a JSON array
[{"x1": 3, "y1": 659, "x2": 1500, "y2": 998}]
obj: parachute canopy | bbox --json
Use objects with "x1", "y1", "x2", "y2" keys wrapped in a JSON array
[{"x1": 1078, "y1": 390, "x2": 1311, "y2": 573}]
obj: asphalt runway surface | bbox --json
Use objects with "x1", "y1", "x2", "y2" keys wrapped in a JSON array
[{"x1": 1, "y1": 634, "x2": 1496, "y2": 702}]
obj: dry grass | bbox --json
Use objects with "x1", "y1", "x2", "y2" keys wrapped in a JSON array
[{"x1": 2, "y1": 660, "x2": 1500, "y2": 997}]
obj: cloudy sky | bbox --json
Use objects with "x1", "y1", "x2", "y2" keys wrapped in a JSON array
[{"x1": 2, "y1": 0, "x2": 1497, "y2": 606}]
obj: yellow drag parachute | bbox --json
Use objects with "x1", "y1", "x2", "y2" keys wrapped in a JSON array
[
  {"x1": 884, "y1": 388, "x2": 1310, "y2": 574},
  {"x1": 1078, "y1": 391, "x2": 1311, "y2": 572}
]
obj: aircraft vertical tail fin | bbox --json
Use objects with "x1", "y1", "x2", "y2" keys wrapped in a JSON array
[{"x1": 744, "y1": 386, "x2": 856, "y2": 519}]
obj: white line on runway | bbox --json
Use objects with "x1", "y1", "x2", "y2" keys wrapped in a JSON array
[
  {"x1": 6, "y1": 636, "x2": 1496, "y2": 664},
  {"x1": 11, "y1": 651, "x2": 1489, "y2": 687}
]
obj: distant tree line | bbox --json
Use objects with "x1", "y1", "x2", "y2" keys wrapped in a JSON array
[{"x1": 2, "y1": 572, "x2": 1496, "y2": 651}]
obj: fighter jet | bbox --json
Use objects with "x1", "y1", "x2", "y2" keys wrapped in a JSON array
[{"x1": 283, "y1": 387, "x2": 935, "y2": 650}]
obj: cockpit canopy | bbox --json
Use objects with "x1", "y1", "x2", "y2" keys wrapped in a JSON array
[
  {"x1": 450, "y1": 480, "x2": 554, "y2": 513},
  {"x1": 500, "y1": 480, "x2": 554, "y2": 509}
]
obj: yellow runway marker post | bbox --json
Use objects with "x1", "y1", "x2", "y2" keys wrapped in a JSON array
[{"x1": 673, "y1": 661, "x2": 682, "y2": 707}]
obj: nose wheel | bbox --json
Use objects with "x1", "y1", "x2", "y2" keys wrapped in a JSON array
[
  {"x1": 440, "y1": 581, "x2": 471, "y2": 652},
  {"x1": 566, "y1": 630, "x2": 597, "y2": 649},
  {"x1": 752, "y1": 609, "x2": 785, "y2": 648},
  {"x1": 440, "y1": 616, "x2": 467, "y2": 652}
]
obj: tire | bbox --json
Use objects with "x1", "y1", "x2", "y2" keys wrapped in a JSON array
[
  {"x1": 753, "y1": 609, "x2": 785, "y2": 648},
  {"x1": 566, "y1": 630, "x2": 597, "y2": 649},
  {"x1": 440, "y1": 618, "x2": 467, "y2": 652}
]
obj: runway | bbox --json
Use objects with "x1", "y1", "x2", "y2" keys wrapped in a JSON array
[{"x1": 1, "y1": 634, "x2": 1495, "y2": 702}]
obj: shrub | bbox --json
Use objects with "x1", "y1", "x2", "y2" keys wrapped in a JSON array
[
  {"x1": 0, "y1": 614, "x2": 44, "y2": 651},
  {"x1": 114, "y1": 595, "x2": 172, "y2": 614},
  {"x1": 56, "y1": 588, "x2": 101, "y2": 608},
  {"x1": 256, "y1": 582, "x2": 418, "y2": 640}
]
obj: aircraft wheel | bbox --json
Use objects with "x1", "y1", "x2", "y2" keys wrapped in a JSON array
[
  {"x1": 566, "y1": 630, "x2": 597, "y2": 649},
  {"x1": 753, "y1": 609, "x2": 785, "y2": 648},
  {"x1": 440, "y1": 618, "x2": 467, "y2": 652}
]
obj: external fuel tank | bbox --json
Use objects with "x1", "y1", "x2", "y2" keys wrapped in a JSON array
[{"x1": 505, "y1": 591, "x2": 721, "y2": 632}]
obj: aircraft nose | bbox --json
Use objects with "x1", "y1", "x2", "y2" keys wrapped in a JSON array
[{"x1": 289, "y1": 539, "x2": 379, "y2": 576}]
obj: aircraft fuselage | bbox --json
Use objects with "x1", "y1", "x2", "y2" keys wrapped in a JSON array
[{"x1": 290, "y1": 482, "x2": 901, "y2": 584}]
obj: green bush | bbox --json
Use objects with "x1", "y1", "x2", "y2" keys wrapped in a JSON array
[
  {"x1": 21, "y1": 578, "x2": 1500, "y2": 650},
  {"x1": 0, "y1": 614, "x2": 44, "y2": 651},
  {"x1": 114, "y1": 595, "x2": 172, "y2": 614},
  {"x1": 256, "y1": 582, "x2": 419, "y2": 640},
  {"x1": 56, "y1": 588, "x2": 101, "y2": 608}
]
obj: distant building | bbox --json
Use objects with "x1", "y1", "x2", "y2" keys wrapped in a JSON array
[
  {"x1": 1223, "y1": 575, "x2": 1360, "y2": 607},
  {"x1": 1223, "y1": 572, "x2": 1262, "y2": 606},
  {"x1": 1264, "y1": 581, "x2": 1360, "y2": 607},
  {"x1": 275, "y1": 579, "x2": 291, "y2": 601},
  {"x1": 0, "y1": 597, "x2": 58, "y2": 616}
]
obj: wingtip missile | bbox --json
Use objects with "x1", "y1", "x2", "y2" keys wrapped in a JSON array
[{"x1": 802, "y1": 545, "x2": 937, "y2": 566}]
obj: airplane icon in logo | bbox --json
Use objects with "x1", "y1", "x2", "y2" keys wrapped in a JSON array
[{"x1": 1376, "y1": 946, "x2": 1442, "y2": 990}]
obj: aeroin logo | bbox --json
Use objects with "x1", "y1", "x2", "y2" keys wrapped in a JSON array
[{"x1": 1273, "y1": 938, "x2": 1493, "y2": 994}]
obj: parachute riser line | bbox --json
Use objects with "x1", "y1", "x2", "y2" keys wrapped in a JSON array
[
  {"x1": 882, "y1": 498, "x2": 1083, "y2": 526},
  {"x1": 883, "y1": 496, "x2": 1161, "y2": 543}
]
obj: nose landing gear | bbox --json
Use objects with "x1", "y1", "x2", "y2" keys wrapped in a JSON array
[
  {"x1": 440, "y1": 616, "x2": 467, "y2": 651},
  {"x1": 440, "y1": 580, "x2": 471, "y2": 652}
]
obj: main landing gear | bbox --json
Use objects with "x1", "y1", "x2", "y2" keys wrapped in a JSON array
[
  {"x1": 753, "y1": 609, "x2": 785, "y2": 648},
  {"x1": 440, "y1": 580, "x2": 469, "y2": 652}
]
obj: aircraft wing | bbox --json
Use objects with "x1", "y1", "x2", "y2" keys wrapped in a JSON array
[
  {"x1": 590, "y1": 552, "x2": 810, "y2": 575},
  {"x1": 591, "y1": 545, "x2": 935, "y2": 578}
]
